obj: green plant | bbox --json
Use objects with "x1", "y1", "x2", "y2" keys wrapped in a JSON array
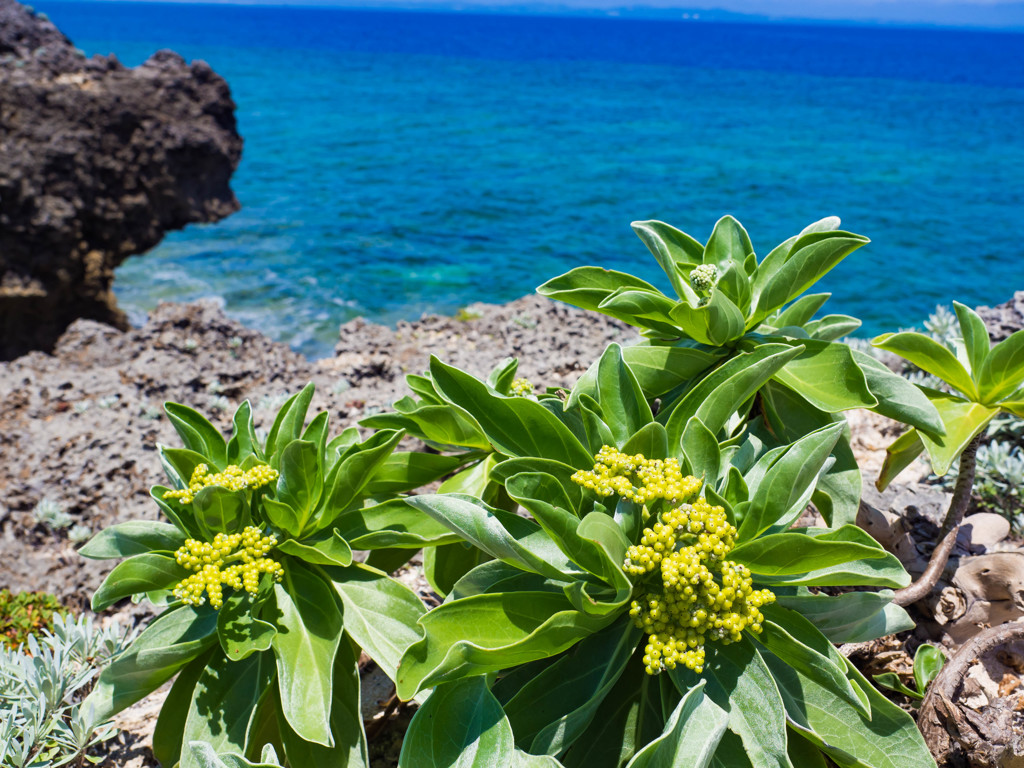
[
  {"x1": 0, "y1": 614, "x2": 133, "y2": 768},
  {"x1": 874, "y1": 643, "x2": 946, "y2": 704},
  {"x1": 538, "y1": 215, "x2": 944, "y2": 530},
  {"x1": 80, "y1": 385, "x2": 444, "y2": 767},
  {"x1": 0, "y1": 589, "x2": 67, "y2": 650},
  {"x1": 389, "y1": 345, "x2": 933, "y2": 767},
  {"x1": 874, "y1": 303, "x2": 1024, "y2": 603},
  {"x1": 968, "y1": 439, "x2": 1024, "y2": 531},
  {"x1": 33, "y1": 498, "x2": 72, "y2": 531}
]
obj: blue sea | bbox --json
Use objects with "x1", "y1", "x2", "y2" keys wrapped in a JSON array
[{"x1": 35, "y1": 3, "x2": 1024, "y2": 357}]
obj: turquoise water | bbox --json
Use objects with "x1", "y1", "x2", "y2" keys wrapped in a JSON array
[{"x1": 38, "y1": 4, "x2": 1024, "y2": 357}]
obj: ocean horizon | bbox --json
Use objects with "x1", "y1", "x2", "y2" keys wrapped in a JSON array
[{"x1": 34, "y1": 2, "x2": 1024, "y2": 358}]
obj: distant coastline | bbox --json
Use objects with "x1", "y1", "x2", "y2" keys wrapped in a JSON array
[{"x1": 38, "y1": 0, "x2": 1024, "y2": 32}]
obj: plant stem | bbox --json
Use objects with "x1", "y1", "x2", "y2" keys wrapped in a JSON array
[{"x1": 893, "y1": 434, "x2": 982, "y2": 608}]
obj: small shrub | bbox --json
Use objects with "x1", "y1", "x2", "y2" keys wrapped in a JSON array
[
  {"x1": 33, "y1": 498, "x2": 72, "y2": 531},
  {"x1": 0, "y1": 590, "x2": 67, "y2": 650}
]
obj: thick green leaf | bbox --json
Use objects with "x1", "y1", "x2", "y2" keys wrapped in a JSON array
[
  {"x1": 873, "y1": 672, "x2": 921, "y2": 700},
  {"x1": 85, "y1": 605, "x2": 219, "y2": 721},
  {"x1": 772, "y1": 341, "x2": 876, "y2": 412},
  {"x1": 755, "y1": 605, "x2": 868, "y2": 716},
  {"x1": 165, "y1": 402, "x2": 229, "y2": 467},
  {"x1": 430, "y1": 357, "x2": 593, "y2": 468},
  {"x1": 327, "y1": 562, "x2": 427, "y2": 683},
  {"x1": 598, "y1": 288, "x2": 680, "y2": 335},
  {"x1": 913, "y1": 644, "x2": 946, "y2": 695},
  {"x1": 396, "y1": 591, "x2": 610, "y2": 699},
  {"x1": 803, "y1": 314, "x2": 861, "y2": 342},
  {"x1": 669, "y1": 290, "x2": 746, "y2": 346},
  {"x1": 625, "y1": 680, "x2": 727, "y2": 768},
  {"x1": 763, "y1": 652, "x2": 935, "y2": 768},
  {"x1": 737, "y1": 424, "x2": 844, "y2": 540},
  {"x1": 672, "y1": 637, "x2": 792, "y2": 768},
  {"x1": 704, "y1": 215, "x2": 754, "y2": 267},
  {"x1": 152, "y1": 649, "x2": 213, "y2": 766},
  {"x1": 978, "y1": 328, "x2": 1024, "y2": 403},
  {"x1": 275, "y1": 440, "x2": 323, "y2": 532},
  {"x1": 80, "y1": 521, "x2": 187, "y2": 560},
  {"x1": 876, "y1": 428, "x2": 925, "y2": 492},
  {"x1": 850, "y1": 351, "x2": 945, "y2": 435},
  {"x1": 775, "y1": 294, "x2": 831, "y2": 328},
  {"x1": 953, "y1": 301, "x2": 991, "y2": 378},
  {"x1": 594, "y1": 343, "x2": 654, "y2": 446},
  {"x1": 227, "y1": 401, "x2": 262, "y2": 464},
  {"x1": 774, "y1": 589, "x2": 914, "y2": 644},
  {"x1": 504, "y1": 617, "x2": 641, "y2": 755},
  {"x1": 161, "y1": 446, "x2": 214, "y2": 491},
  {"x1": 362, "y1": 406, "x2": 490, "y2": 451},
  {"x1": 218, "y1": 592, "x2": 277, "y2": 661},
  {"x1": 871, "y1": 332, "x2": 977, "y2": 400},
  {"x1": 152, "y1": 485, "x2": 201, "y2": 537},
  {"x1": 630, "y1": 220, "x2": 705, "y2": 298},
  {"x1": 750, "y1": 526, "x2": 909, "y2": 589},
  {"x1": 664, "y1": 344, "x2": 802, "y2": 447},
  {"x1": 561, "y1": 653, "x2": 665, "y2": 768},
  {"x1": 364, "y1": 451, "x2": 470, "y2": 495},
  {"x1": 278, "y1": 637, "x2": 368, "y2": 768},
  {"x1": 92, "y1": 554, "x2": 190, "y2": 611},
  {"x1": 188, "y1": 742, "x2": 283, "y2": 768},
  {"x1": 681, "y1": 417, "x2": 722, "y2": 487},
  {"x1": 621, "y1": 345, "x2": 725, "y2": 399},
  {"x1": 322, "y1": 429, "x2": 405, "y2": 524},
  {"x1": 180, "y1": 651, "x2": 274, "y2": 768},
  {"x1": 918, "y1": 390, "x2": 999, "y2": 475},
  {"x1": 276, "y1": 529, "x2": 353, "y2": 567},
  {"x1": 334, "y1": 499, "x2": 462, "y2": 549},
  {"x1": 271, "y1": 563, "x2": 343, "y2": 747},
  {"x1": 265, "y1": 384, "x2": 315, "y2": 464},
  {"x1": 538, "y1": 266, "x2": 666, "y2": 313},
  {"x1": 753, "y1": 231, "x2": 869, "y2": 324},
  {"x1": 398, "y1": 677, "x2": 516, "y2": 768},
  {"x1": 491, "y1": 457, "x2": 584, "y2": 512},
  {"x1": 193, "y1": 486, "x2": 249, "y2": 539},
  {"x1": 405, "y1": 494, "x2": 581, "y2": 581}
]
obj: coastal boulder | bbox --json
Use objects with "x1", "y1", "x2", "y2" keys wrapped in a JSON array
[{"x1": 0, "y1": 0, "x2": 243, "y2": 359}]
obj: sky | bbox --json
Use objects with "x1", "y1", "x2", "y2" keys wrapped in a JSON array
[{"x1": 52, "y1": 0, "x2": 1024, "y2": 27}]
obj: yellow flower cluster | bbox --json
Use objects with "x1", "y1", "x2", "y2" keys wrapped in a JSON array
[
  {"x1": 626, "y1": 499, "x2": 775, "y2": 675},
  {"x1": 571, "y1": 446, "x2": 702, "y2": 506},
  {"x1": 172, "y1": 526, "x2": 283, "y2": 609},
  {"x1": 510, "y1": 377, "x2": 534, "y2": 397},
  {"x1": 164, "y1": 463, "x2": 278, "y2": 504}
]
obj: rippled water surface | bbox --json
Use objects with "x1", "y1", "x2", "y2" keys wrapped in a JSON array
[{"x1": 38, "y1": 3, "x2": 1024, "y2": 357}]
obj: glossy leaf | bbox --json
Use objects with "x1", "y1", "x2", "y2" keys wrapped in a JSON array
[
  {"x1": 275, "y1": 440, "x2": 322, "y2": 532},
  {"x1": 92, "y1": 553, "x2": 189, "y2": 611},
  {"x1": 153, "y1": 650, "x2": 213, "y2": 766},
  {"x1": 188, "y1": 742, "x2": 283, "y2": 768},
  {"x1": 265, "y1": 383, "x2": 315, "y2": 464},
  {"x1": 672, "y1": 637, "x2": 792, "y2": 768},
  {"x1": 621, "y1": 344, "x2": 725, "y2": 398},
  {"x1": 953, "y1": 301, "x2": 991, "y2": 378},
  {"x1": 180, "y1": 651, "x2": 274, "y2": 768},
  {"x1": 271, "y1": 563, "x2": 343, "y2": 747},
  {"x1": 504, "y1": 617, "x2": 641, "y2": 755},
  {"x1": 851, "y1": 350, "x2": 944, "y2": 435},
  {"x1": 165, "y1": 402, "x2": 229, "y2": 467},
  {"x1": 978, "y1": 328, "x2": 1024, "y2": 403},
  {"x1": 396, "y1": 590, "x2": 610, "y2": 699},
  {"x1": 669, "y1": 290, "x2": 747, "y2": 346},
  {"x1": 876, "y1": 428, "x2": 925, "y2": 492},
  {"x1": 193, "y1": 486, "x2": 249, "y2": 539},
  {"x1": 763, "y1": 652, "x2": 935, "y2": 768},
  {"x1": 85, "y1": 605, "x2": 219, "y2": 721},
  {"x1": 276, "y1": 529, "x2": 353, "y2": 567},
  {"x1": 594, "y1": 343, "x2": 654, "y2": 445},
  {"x1": 774, "y1": 589, "x2": 914, "y2": 644},
  {"x1": 871, "y1": 331, "x2": 977, "y2": 400},
  {"x1": 538, "y1": 266, "x2": 666, "y2": 313},
  {"x1": 217, "y1": 592, "x2": 277, "y2": 662},
  {"x1": 322, "y1": 429, "x2": 405, "y2": 522},
  {"x1": 681, "y1": 417, "x2": 721, "y2": 487},
  {"x1": 630, "y1": 219, "x2": 704, "y2": 298},
  {"x1": 80, "y1": 521, "x2": 186, "y2": 560},
  {"x1": 917, "y1": 390, "x2": 999, "y2": 475},
  {"x1": 913, "y1": 644, "x2": 947, "y2": 695},
  {"x1": 327, "y1": 562, "x2": 427, "y2": 683},
  {"x1": 364, "y1": 451, "x2": 470, "y2": 495},
  {"x1": 334, "y1": 499, "x2": 462, "y2": 550},
  {"x1": 227, "y1": 401, "x2": 261, "y2": 464},
  {"x1": 771, "y1": 341, "x2": 875, "y2": 412},
  {"x1": 625, "y1": 680, "x2": 727, "y2": 768},
  {"x1": 774, "y1": 294, "x2": 830, "y2": 328},
  {"x1": 598, "y1": 288, "x2": 680, "y2": 335}
]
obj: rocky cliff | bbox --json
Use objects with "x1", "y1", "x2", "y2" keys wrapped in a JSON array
[{"x1": 0, "y1": 0, "x2": 243, "y2": 358}]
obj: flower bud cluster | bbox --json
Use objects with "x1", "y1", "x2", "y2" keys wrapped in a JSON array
[
  {"x1": 165, "y1": 463, "x2": 279, "y2": 504},
  {"x1": 624, "y1": 498, "x2": 775, "y2": 675},
  {"x1": 690, "y1": 264, "x2": 718, "y2": 293},
  {"x1": 571, "y1": 446, "x2": 702, "y2": 506},
  {"x1": 510, "y1": 377, "x2": 534, "y2": 397},
  {"x1": 172, "y1": 526, "x2": 283, "y2": 609}
]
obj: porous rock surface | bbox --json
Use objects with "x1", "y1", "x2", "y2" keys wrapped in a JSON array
[
  {"x1": 0, "y1": 0, "x2": 242, "y2": 359},
  {"x1": 976, "y1": 290, "x2": 1024, "y2": 343}
]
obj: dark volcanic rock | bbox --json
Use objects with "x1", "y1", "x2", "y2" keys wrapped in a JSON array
[
  {"x1": 0, "y1": 0, "x2": 242, "y2": 359},
  {"x1": 976, "y1": 290, "x2": 1024, "y2": 343}
]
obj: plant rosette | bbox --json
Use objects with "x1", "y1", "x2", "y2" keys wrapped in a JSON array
[
  {"x1": 80, "y1": 384, "x2": 446, "y2": 768},
  {"x1": 538, "y1": 215, "x2": 945, "y2": 530},
  {"x1": 391, "y1": 352, "x2": 935, "y2": 768}
]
